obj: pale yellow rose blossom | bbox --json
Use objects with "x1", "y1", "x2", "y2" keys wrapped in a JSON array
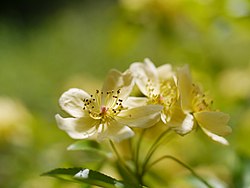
[
  {"x1": 129, "y1": 58, "x2": 178, "y2": 124},
  {"x1": 55, "y1": 69, "x2": 163, "y2": 142},
  {"x1": 172, "y1": 65, "x2": 232, "y2": 145}
]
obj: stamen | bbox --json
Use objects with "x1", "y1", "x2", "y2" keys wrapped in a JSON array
[{"x1": 82, "y1": 88, "x2": 125, "y2": 122}]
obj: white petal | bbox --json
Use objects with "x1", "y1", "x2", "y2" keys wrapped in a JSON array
[
  {"x1": 59, "y1": 88, "x2": 90, "y2": 117},
  {"x1": 97, "y1": 121, "x2": 134, "y2": 142},
  {"x1": 130, "y1": 58, "x2": 159, "y2": 96},
  {"x1": 161, "y1": 112, "x2": 167, "y2": 124},
  {"x1": 168, "y1": 104, "x2": 194, "y2": 135},
  {"x1": 101, "y1": 69, "x2": 134, "y2": 101},
  {"x1": 123, "y1": 96, "x2": 148, "y2": 108},
  {"x1": 177, "y1": 65, "x2": 193, "y2": 112},
  {"x1": 194, "y1": 111, "x2": 232, "y2": 136},
  {"x1": 55, "y1": 114, "x2": 97, "y2": 139},
  {"x1": 144, "y1": 58, "x2": 159, "y2": 77},
  {"x1": 201, "y1": 127, "x2": 229, "y2": 145},
  {"x1": 116, "y1": 105, "x2": 163, "y2": 128},
  {"x1": 157, "y1": 64, "x2": 174, "y2": 80}
]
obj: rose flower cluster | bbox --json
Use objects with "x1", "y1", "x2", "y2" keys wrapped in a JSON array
[{"x1": 55, "y1": 59, "x2": 231, "y2": 145}]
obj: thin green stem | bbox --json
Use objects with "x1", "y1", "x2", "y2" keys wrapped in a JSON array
[
  {"x1": 145, "y1": 155, "x2": 214, "y2": 188},
  {"x1": 109, "y1": 140, "x2": 133, "y2": 174},
  {"x1": 134, "y1": 129, "x2": 146, "y2": 185},
  {"x1": 135, "y1": 130, "x2": 146, "y2": 172},
  {"x1": 141, "y1": 128, "x2": 171, "y2": 174},
  {"x1": 128, "y1": 138, "x2": 134, "y2": 161},
  {"x1": 109, "y1": 140, "x2": 140, "y2": 186}
]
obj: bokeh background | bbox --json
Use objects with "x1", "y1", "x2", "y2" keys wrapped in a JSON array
[{"x1": 0, "y1": 0, "x2": 250, "y2": 187}]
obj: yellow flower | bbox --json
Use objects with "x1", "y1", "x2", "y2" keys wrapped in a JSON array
[
  {"x1": 171, "y1": 65, "x2": 232, "y2": 145},
  {"x1": 55, "y1": 69, "x2": 163, "y2": 142},
  {"x1": 129, "y1": 58, "x2": 178, "y2": 124}
]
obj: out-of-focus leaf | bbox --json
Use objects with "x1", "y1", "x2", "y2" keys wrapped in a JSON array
[
  {"x1": 67, "y1": 140, "x2": 110, "y2": 158},
  {"x1": 233, "y1": 155, "x2": 250, "y2": 188},
  {"x1": 67, "y1": 140, "x2": 100, "y2": 151},
  {"x1": 42, "y1": 167, "x2": 138, "y2": 188}
]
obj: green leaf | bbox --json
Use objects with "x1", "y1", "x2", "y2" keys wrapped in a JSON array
[
  {"x1": 67, "y1": 140, "x2": 100, "y2": 151},
  {"x1": 67, "y1": 140, "x2": 110, "y2": 159},
  {"x1": 42, "y1": 167, "x2": 137, "y2": 188}
]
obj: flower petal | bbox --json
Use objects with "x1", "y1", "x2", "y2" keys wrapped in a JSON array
[
  {"x1": 55, "y1": 114, "x2": 97, "y2": 139},
  {"x1": 130, "y1": 58, "x2": 159, "y2": 96},
  {"x1": 168, "y1": 104, "x2": 194, "y2": 135},
  {"x1": 157, "y1": 64, "x2": 174, "y2": 80},
  {"x1": 177, "y1": 65, "x2": 193, "y2": 112},
  {"x1": 201, "y1": 127, "x2": 229, "y2": 145},
  {"x1": 116, "y1": 105, "x2": 163, "y2": 128},
  {"x1": 161, "y1": 112, "x2": 167, "y2": 124},
  {"x1": 59, "y1": 88, "x2": 90, "y2": 117},
  {"x1": 97, "y1": 121, "x2": 134, "y2": 142},
  {"x1": 194, "y1": 111, "x2": 232, "y2": 136},
  {"x1": 123, "y1": 96, "x2": 148, "y2": 108},
  {"x1": 101, "y1": 69, "x2": 134, "y2": 101}
]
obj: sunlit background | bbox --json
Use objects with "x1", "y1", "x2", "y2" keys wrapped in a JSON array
[{"x1": 0, "y1": 0, "x2": 250, "y2": 187}]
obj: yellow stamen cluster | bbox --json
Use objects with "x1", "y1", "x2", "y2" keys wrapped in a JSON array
[
  {"x1": 145, "y1": 80, "x2": 162, "y2": 104},
  {"x1": 146, "y1": 79, "x2": 178, "y2": 121},
  {"x1": 192, "y1": 84, "x2": 213, "y2": 112},
  {"x1": 159, "y1": 80, "x2": 178, "y2": 108},
  {"x1": 82, "y1": 89, "x2": 125, "y2": 123}
]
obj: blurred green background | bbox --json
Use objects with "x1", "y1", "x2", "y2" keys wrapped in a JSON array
[{"x1": 0, "y1": 0, "x2": 250, "y2": 187}]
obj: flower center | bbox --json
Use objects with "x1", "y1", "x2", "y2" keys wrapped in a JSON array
[
  {"x1": 146, "y1": 79, "x2": 178, "y2": 121},
  {"x1": 100, "y1": 106, "x2": 108, "y2": 115},
  {"x1": 192, "y1": 84, "x2": 213, "y2": 112},
  {"x1": 82, "y1": 89, "x2": 125, "y2": 123}
]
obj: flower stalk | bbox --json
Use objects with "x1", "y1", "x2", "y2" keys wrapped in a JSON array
[
  {"x1": 51, "y1": 58, "x2": 231, "y2": 187},
  {"x1": 145, "y1": 155, "x2": 214, "y2": 188}
]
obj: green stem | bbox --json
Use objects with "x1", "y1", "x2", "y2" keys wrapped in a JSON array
[
  {"x1": 109, "y1": 140, "x2": 138, "y2": 184},
  {"x1": 135, "y1": 130, "x2": 146, "y2": 171},
  {"x1": 141, "y1": 128, "x2": 171, "y2": 175},
  {"x1": 109, "y1": 140, "x2": 132, "y2": 172},
  {"x1": 109, "y1": 140, "x2": 122, "y2": 161},
  {"x1": 145, "y1": 155, "x2": 214, "y2": 188},
  {"x1": 135, "y1": 129, "x2": 146, "y2": 185}
]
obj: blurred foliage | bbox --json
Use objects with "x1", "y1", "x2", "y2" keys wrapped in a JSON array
[{"x1": 0, "y1": 0, "x2": 250, "y2": 187}]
